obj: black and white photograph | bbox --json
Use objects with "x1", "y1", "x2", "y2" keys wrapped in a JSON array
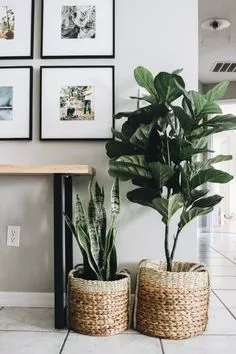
[
  {"x1": 60, "y1": 85, "x2": 95, "y2": 121},
  {"x1": 40, "y1": 66, "x2": 114, "y2": 140},
  {"x1": 61, "y1": 5, "x2": 96, "y2": 39},
  {"x1": 0, "y1": 86, "x2": 13, "y2": 120},
  {"x1": 0, "y1": 1, "x2": 34, "y2": 59},
  {"x1": 0, "y1": 67, "x2": 32, "y2": 140},
  {"x1": 0, "y1": 5, "x2": 15, "y2": 40},
  {"x1": 42, "y1": 0, "x2": 114, "y2": 58}
]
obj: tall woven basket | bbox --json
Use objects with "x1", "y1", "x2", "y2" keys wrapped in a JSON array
[
  {"x1": 68, "y1": 269, "x2": 131, "y2": 336},
  {"x1": 134, "y1": 260, "x2": 210, "y2": 340}
]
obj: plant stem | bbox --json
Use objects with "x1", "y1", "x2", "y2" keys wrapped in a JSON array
[
  {"x1": 165, "y1": 223, "x2": 172, "y2": 271},
  {"x1": 170, "y1": 227, "x2": 181, "y2": 261}
]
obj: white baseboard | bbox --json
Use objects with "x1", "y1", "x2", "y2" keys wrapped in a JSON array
[{"x1": 0, "y1": 292, "x2": 54, "y2": 308}]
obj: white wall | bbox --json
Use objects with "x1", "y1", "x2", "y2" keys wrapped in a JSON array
[{"x1": 0, "y1": 0, "x2": 199, "y2": 294}]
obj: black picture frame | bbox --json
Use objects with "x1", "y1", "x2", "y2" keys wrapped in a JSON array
[
  {"x1": 0, "y1": 66, "x2": 33, "y2": 140},
  {"x1": 41, "y1": 0, "x2": 115, "y2": 59},
  {"x1": 40, "y1": 66, "x2": 115, "y2": 141},
  {"x1": 0, "y1": 0, "x2": 35, "y2": 60}
]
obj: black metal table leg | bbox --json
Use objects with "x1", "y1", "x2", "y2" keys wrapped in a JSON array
[
  {"x1": 53, "y1": 174, "x2": 64, "y2": 329},
  {"x1": 64, "y1": 176, "x2": 73, "y2": 283}
]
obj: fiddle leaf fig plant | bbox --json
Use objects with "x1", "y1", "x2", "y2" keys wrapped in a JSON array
[
  {"x1": 106, "y1": 66, "x2": 236, "y2": 272},
  {"x1": 65, "y1": 177, "x2": 120, "y2": 281}
]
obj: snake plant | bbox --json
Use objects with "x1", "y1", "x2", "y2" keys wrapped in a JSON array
[
  {"x1": 65, "y1": 177, "x2": 120, "y2": 281},
  {"x1": 106, "y1": 66, "x2": 236, "y2": 272}
]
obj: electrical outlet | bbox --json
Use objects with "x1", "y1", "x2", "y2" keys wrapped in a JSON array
[{"x1": 7, "y1": 226, "x2": 20, "y2": 247}]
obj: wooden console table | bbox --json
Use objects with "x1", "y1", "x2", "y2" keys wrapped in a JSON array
[{"x1": 0, "y1": 165, "x2": 95, "y2": 329}]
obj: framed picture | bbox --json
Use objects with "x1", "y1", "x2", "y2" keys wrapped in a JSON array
[
  {"x1": 40, "y1": 66, "x2": 114, "y2": 140},
  {"x1": 41, "y1": 0, "x2": 114, "y2": 58},
  {"x1": 0, "y1": 67, "x2": 33, "y2": 140},
  {"x1": 0, "y1": 0, "x2": 34, "y2": 59}
]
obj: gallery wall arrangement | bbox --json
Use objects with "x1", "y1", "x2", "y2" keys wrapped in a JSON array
[{"x1": 0, "y1": 0, "x2": 115, "y2": 141}]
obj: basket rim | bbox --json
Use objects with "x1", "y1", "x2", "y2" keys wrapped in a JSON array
[
  {"x1": 139, "y1": 260, "x2": 208, "y2": 273},
  {"x1": 69, "y1": 269, "x2": 130, "y2": 284}
]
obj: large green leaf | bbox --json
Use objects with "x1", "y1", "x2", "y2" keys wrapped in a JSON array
[
  {"x1": 207, "y1": 114, "x2": 236, "y2": 128},
  {"x1": 196, "y1": 155, "x2": 232, "y2": 170},
  {"x1": 172, "y1": 106, "x2": 196, "y2": 134},
  {"x1": 186, "y1": 188, "x2": 209, "y2": 207},
  {"x1": 179, "y1": 207, "x2": 213, "y2": 230},
  {"x1": 180, "y1": 146, "x2": 210, "y2": 161},
  {"x1": 148, "y1": 162, "x2": 174, "y2": 187},
  {"x1": 108, "y1": 155, "x2": 152, "y2": 181},
  {"x1": 205, "y1": 81, "x2": 229, "y2": 102},
  {"x1": 127, "y1": 187, "x2": 159, "y2": 207},
  {"x1": 192, "y1": 194, "x2": 223, "y2": 208},
  {"x1": 154, "y1": 72, "x2": 184, "y2": 103},
  {"x1": 188, "y1": 91, "x2": 222, "y2": 119},
  {"x1": 134, "y1": 66, "x2": 157, "y2": 96},
  {"x1": 152, "y1": 194, "x2": 184, "y2": 224},
  {"x1": 75, "y1": 194, "x2": 87, "y2": 234},
  {"x1": 191, "y1": 168, "x2": 233, "y2": 189},
  {"x1": 106, "y1": 140, "x2": 136, "y2": 159},
  {"x1": 130, "y1": 123, "x2": 153, "y2": 150}
]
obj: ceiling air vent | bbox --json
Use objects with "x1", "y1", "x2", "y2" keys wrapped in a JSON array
[{"x1": 211, "y1": 62, "x2": 236, "y2": 73}]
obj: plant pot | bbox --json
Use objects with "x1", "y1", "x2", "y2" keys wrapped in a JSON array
[
  {"x1": 67, "y1": 270, "x2": 131, "y2": 336},
  {"x1": 133, "y1": 260, "x2": 210, "y2": 340}
]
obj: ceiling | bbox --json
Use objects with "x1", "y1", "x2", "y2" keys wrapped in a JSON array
[{"x1": 199, "y1": 0, "x2": 236, "y2": 83}]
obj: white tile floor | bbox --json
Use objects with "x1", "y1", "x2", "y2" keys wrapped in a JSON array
[{"x1": 1, "y1": 232, "x2": 236, "y2": 353}]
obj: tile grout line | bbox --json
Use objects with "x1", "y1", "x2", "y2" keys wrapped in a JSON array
[
  {"x1": 212, "y1": 289, "x2": 236, "y2": 321},
  {"x1": 59, "y1": 330, "x2": 70, "y2": 354},
  {"x1": 159, "y1": 339, "x2": 165, "y2": 354},
  {"x1": 209, "y1": 246, "x2": 236, "y2": 266}
]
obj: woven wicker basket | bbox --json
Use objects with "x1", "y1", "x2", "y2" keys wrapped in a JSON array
[
  {"x1": 133, "y1": 260, "x2": 210, "y2": 340},
  {"x1": 67, "y1": 269, "x2": 131, "y2": 336}
]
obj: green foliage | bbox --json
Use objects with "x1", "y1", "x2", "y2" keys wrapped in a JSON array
[
  {"x1": 106, "y1": 65, "x2": 236, "y2": 271},
  {"x1": 65, "y1": 178, "x2": 120, "y2": 281}
]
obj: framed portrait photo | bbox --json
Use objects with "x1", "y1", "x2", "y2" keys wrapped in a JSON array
[
  {"x1": 40, "y1": 66, "x2": 114, "y2": 140},
  {"x1": 41, "y1": 0, "x2": 114, "y2": 58},
  {"x1": 0, "y1": 67, "x2": 33, "y2": 140},
  {"x1": 0, "y1": 0, "x2": 34, "y2": 59}
]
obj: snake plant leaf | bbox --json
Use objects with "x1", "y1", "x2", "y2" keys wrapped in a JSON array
[
  {"x1": 108, "y1": 155, "x2": 152, "y2": 181},
  {"x1": 152, "y1": 194, "x2": 184, "y2": 224},
  {"x1": 95, "y1": 181, "x2": 104, "y2": 212},
  {"x1": 191, "y1": 168, "x2": 233, "y2": 189},
  {"x1": 106, "y1": 140, "x2": 136, "y2": 159},
  {"x1": 134, "y1": 66, "x2": 157, "y2": 96},
  {"x1": 97, "y1": 206, "x2": 107, "y2": 250},
  {"x1": 172, "y1": 106, "x2": 196, "y2": 134},
  {"x1": 111, "y1": 178, "x2": 120, "y2": 219},
  {"x1": 106, "y1": 245, "x2": 117, "y2": 281},
  {"x1": 179, "y1": 207, "x2": 213, "y2": 230},
  {"x1": 148, "y1": 162, "x2": 175, "y2": 187},
  {"x1": 130, "y1": 123, "x2": 154, "y2": 150},
  {"x1": 75, "y1": 194, "x2": 87, "y2": 234},
  {"x1": 154, "y1": 72, "x2": 184, "y2": 103},
  {"x1": 205, "y1": 81, "x2": 229, "y2": 102},
  {"x1": 192, "y1": 195, "x2": 223, "y2": 209},
  {"x1": 88, "y1": 219, "x2": 100, "y2": 267},
  {"x1": 64, "y1": 215, "x2": 101, "y2": 280},
  {"x1": 127, "y1": 187, "x2": 160, "y2": 207}
]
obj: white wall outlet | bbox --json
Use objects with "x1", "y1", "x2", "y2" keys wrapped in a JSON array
[{"x1": 7, "y1": 226, "x2": 20, "y2": 247}]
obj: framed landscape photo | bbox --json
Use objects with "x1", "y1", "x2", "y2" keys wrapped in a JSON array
[
  {"x1": 40, "y1": 66, "x2": 114, "y2": 140},
  {"x1": 0, "y1": 67, "x2": 33, "y2": 140},
  {"x1": 41, "y1": 0, "x2": 114, "y2": 58},
  {"x1": 0, "y1": 0, "x2": 34, "y2": 59}
]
